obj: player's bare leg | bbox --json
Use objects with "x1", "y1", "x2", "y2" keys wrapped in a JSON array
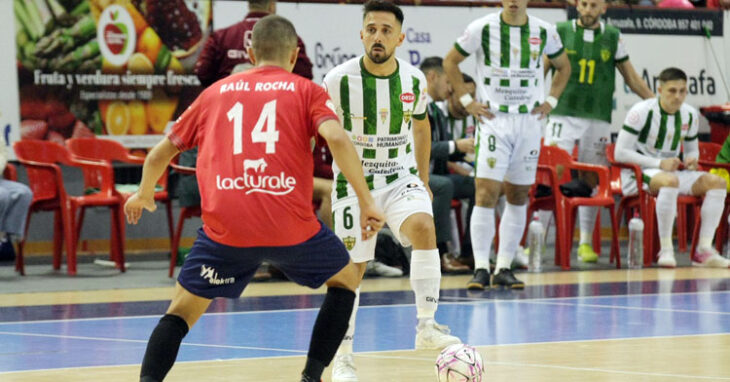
[
  {"x1": 400, "y1": 213, "x2": 461, "y2": 350},
  {"x1": 140, "y1": 283, "x2": 212, "y2": 382}
]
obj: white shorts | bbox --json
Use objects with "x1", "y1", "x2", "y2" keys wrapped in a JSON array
[
  {"x1": 332, "y1": 175, "x2": 433, "y2": 263},
  {"x1": 544, "y1": 116, "x2": 611, "y2": 165},
  {"x1": 621, "y1": 168, "x2": 704, "y2": 196},
  {"x1": 475, "y1": 112, "x2": 542, "y2": 185}
]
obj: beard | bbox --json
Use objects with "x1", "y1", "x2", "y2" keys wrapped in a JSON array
[
  {"x1": 367, "y1": 45, "x2": 392, "y2": 64},
  {"x1": 579, "y1": 15, "x2": 598, "y2": 28}
]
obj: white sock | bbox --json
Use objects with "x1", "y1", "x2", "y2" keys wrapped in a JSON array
[
  {"x1": 336, "y1": 287, "x2": 360, "y2": 355},
  {"x1": 578, "y1": 206, "x2": 599, "y2": 246},
  {"x1": 495, "y1": 202, "x2": 527, "y2": 271},
  {"x1": 656, "y1": 187, "x2": 679, "y2": 252},
  {"x1": 410, "y1": 249, "x2": 441, "y2": 319},
  {"x1": 699, "y1": 189, "x2": 727, "y2": 249},
  {"x1": 470, "y1": 206, "x2": 495, "y2": 271}
]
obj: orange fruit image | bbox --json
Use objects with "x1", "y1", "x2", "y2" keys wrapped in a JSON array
[{"x1": 106, "y1": 101, "x2": 131, "y2": 135}]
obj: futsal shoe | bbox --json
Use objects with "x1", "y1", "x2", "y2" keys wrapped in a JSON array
[
  {"x1": 331, "y1": 353, "x2": 358, "y2": 382},
  {"x1": 466, "y1": 268, "x2": 490, "y2": 290},
  {"x1": 414, "y1": 319, "x2": 462, "y2": 350},
  {"x1": 692, "y1": 247, "x2": 730, "y2": 268},
  {"x1": 577, "y1": 243, "x2": 599, "y2": 263},
  {"x1": 492, "y1": 268, "x2": 525, "y2": 289},
  {"x1": 300, "y1": 374, "x2": 321, "y2": 382},
  {"x1": 656, "y1": 250, "x2": 677, "y2": 268}
]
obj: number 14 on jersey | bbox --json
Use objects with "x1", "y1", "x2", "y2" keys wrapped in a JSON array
[{"x1": 228, "y1": 101, "x2": 280, "y2": 155}]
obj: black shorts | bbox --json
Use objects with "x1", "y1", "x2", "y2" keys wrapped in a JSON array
[{"x1": 178, "y1": 223, "x2": 350, "y2": 299}]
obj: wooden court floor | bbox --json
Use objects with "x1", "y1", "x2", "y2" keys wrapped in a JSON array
[{"x1": 2, "y1": 268, "x2": 729, "y2": 381}]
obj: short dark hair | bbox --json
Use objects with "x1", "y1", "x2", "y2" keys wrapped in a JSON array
[
  {"x1": 249, "y1": 0, "x2": 274, "y2": 11},
  {"x1": 659, "y1": 67, "x2": 687, "y2": 83},
  {"x1": 419, "y1": 56, "x2": 443, "y2": 74},
  {"x1": 251, "y1": 15, "x2": 297, "y2": 62},
  {"x1": 462, "y1": 73, "x2": 475, "y2": 84},
  {"x1": 363, "y1": 0, "x2": 404, "y2": 25}
]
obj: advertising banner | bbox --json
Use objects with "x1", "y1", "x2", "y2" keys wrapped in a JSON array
[{"x1": 14, "y1": 0, "x2": 211, "y2": 149}]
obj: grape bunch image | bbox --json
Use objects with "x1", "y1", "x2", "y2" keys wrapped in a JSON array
[{"x1": 14, "y1": 0, "x2": 211, "y2": 145}]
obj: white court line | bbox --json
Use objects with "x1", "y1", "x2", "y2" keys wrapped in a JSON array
[
  {"x1": 0, "y1": 331, "x2": 307, "y2": 354},
  {"x1": 520, "y1": 299, "x2": 730, "y2": 316},
  {"x1": 1, "y1": 289, "x2": 728, "y2": 326},
  {"x1": 2, "y1": 332, "x2": 729, "y2": 379},
  {"x1": 358, "y1": 352, "x2": 730, "y2": 381}
]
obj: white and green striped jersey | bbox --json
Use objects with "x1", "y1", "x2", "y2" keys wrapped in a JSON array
[
  {"x1": 454, "y1": 12, "x2": 564, "y2": 114},
  {"x1": 323, "y1": 56, "x2": 428, "y2": 202},
  {"x1": 444, "y1": 107, "x2": 479, "y2": 139},
  {"x1": 620, "y1": 98, "x2": 699, "y2": 161}
]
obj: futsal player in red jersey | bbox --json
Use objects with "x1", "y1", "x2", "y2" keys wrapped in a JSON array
[{"x1": 125, "y1": 15, "x2": 384, "y2": 382}]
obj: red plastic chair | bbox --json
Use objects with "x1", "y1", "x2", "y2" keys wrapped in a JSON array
[
  {"x1": 3, "y1": 163, "x2": 17, "y2": 181},
  {"x1": 13, "y1": 140, "x2": 126, "y2": 275},
  {"x1": 698, "y1": 141, "x2": 729, "y2": 253},
  {"x1": 66, "y1": 138, "x2": 174, "y2": 250},
  {"x1": 528, "y1": 145, "x2": 620, "y2": 270},
  {"x1": 606, "y1": 143, "x2": 702, "y2": 266},
  {"x1": 168, "y1": 162, "x2": 201, "y2": 278},
  {"x1": 2, "y1": 163, "x2": 25, "y2": 275}
]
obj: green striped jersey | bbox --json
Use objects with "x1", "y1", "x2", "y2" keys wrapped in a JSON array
[
  {"x1": 323, "y1": 56, "x2": 428, "y2": 201},
  {"x1": 454, "y1": 12, "x2": 564, "y2": 114},
  {"x1": 551, "y1": 21, "x2": 627, "y2": 123},
  {"x1": 621, "y1": 98, "x2": 699, "y2": 160},
  {"x1": 446, "y1": 111, "x2": 478, "y2": 139}
]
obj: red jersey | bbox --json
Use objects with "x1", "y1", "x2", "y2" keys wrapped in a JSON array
[
  {"x1": 168, "y1": 66, "x2": 338, "y2": 247},
  {"x1": 194, "y1": 11, "x2": 313, "y2": 86}
]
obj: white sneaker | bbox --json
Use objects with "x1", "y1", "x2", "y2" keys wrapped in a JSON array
[
  {"x1": 365, "y1": 260, "x2": 403, "y2": 277},
  {"x1": 656, "y1": 250, "x2": 677, "y2": 268},
  {"x1": 415, "y1": 320, "x2": 462, "y2": 350},
  {"x1": 512, "y1": 246, "x2": 529, "y2": 268},
  {"x1": 693, "y1": 247, "x2": 730, "y2": 268},
  {"x1": 332, "y1": 353, "x2": 358, "y2": 382}
]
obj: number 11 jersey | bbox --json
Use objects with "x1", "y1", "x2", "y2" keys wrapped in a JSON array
[{"x1": 168, "y1": 66, "x2": 339, "y2": 247}]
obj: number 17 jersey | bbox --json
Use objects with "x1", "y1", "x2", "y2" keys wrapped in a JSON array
[
  {"x1": 323, "y1": 57, "x2": 428, "y2": 204},
  {"x1": 168, "y1": 66, "x2": 339, "y2": 248}
]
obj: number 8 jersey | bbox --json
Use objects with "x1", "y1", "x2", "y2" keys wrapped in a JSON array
[
  {"x1": 168, "y1": 66, "x2": 339, "y2": 248},
  {"x1": 323, "y1": 57, "x2": 428, "y2": 204}
]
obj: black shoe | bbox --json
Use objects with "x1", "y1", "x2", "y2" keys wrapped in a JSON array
[
  {"x1": 466, "y1": 268, "x2": 490, "y2": 290},
  {"x1": 492, "y1": 268, "x2": 525, "y2": 289},
  {"x1": 299, "y1": 374, "x2": 320, "y2": 382},
  {"x1": 0, "y1": 240, "x2": 15, "y2": 263}
]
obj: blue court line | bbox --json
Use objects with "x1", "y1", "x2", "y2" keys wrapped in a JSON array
[
  {"x1": 1, "y1": 290, "x2": 729, "y2": 372},
  {"x1": 2, "y1": 277, "x2": 729, "y2": 323}
]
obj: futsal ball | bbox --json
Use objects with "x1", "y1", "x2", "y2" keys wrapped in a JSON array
[{"x1": 434, "y1": 343, "x2": 484, "y2": 382}]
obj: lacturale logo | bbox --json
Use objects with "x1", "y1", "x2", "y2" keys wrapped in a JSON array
[
  {"x1": 200, "y1": 265, "x2": 235, "y2": 285},
  {"x1": 216, "y1": 158, "x2": 297, "y2": 195}
]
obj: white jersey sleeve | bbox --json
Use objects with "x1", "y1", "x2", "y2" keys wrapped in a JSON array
[
  {"x1": 544, "y1": 25, "x2": 564, "y2": 59},
  {"x1": 615, "y1": 32, "x2": 629, "y2": 62},
  {"x1": 454, "y1": 18, "x2": 485, "y2": 57},
  {"x1": 414, "y1": 70, "x2": 429, "y2": 117},
  {"x1": 616, "y1": 102, "x2": 661, "y2": 168},
  {"x1": 683, "y1": 106, "x2": 700, "y2": 159}
]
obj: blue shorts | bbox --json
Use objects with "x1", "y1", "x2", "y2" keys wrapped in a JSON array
[{"x1": 178, "y1": 223, "x2": 350, "y2": 299}]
